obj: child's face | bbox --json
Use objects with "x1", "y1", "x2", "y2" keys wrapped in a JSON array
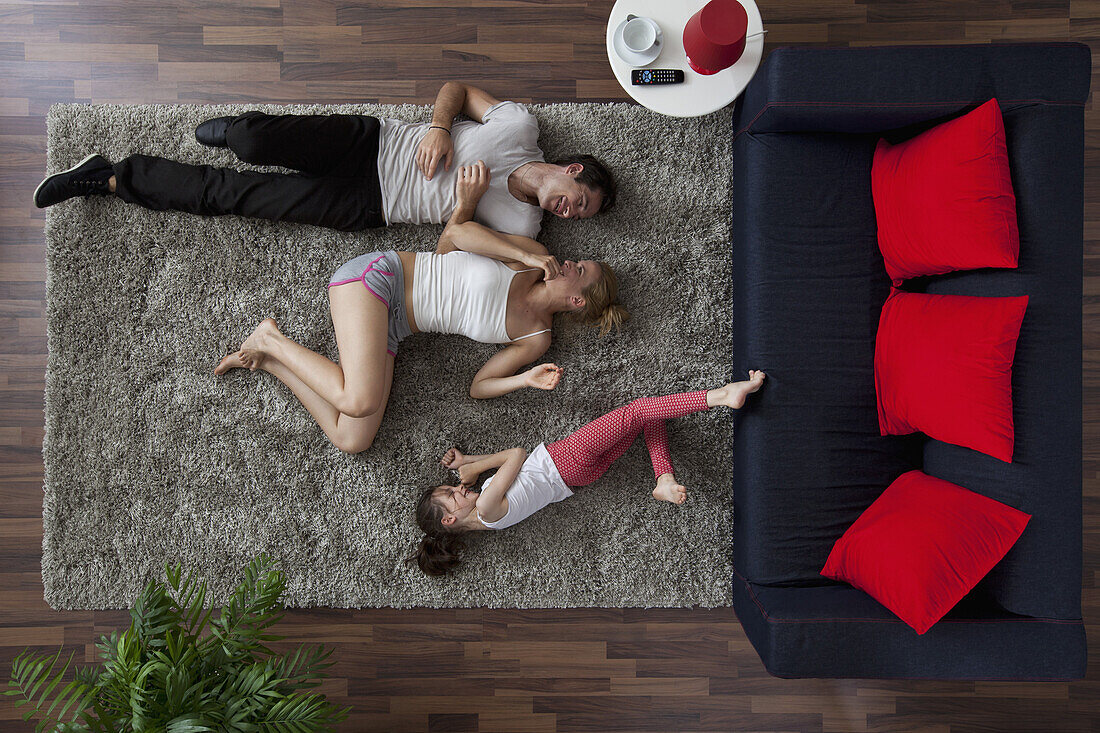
[{"x1": 435, "y1": 484, "x2": 477, "y2": 525}]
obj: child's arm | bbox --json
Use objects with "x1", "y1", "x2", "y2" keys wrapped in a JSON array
[{"x1": 472, "y1": 447, "x2": 526, "y2": 524}]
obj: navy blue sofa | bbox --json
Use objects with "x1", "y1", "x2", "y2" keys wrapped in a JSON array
[{"x1": 730, "y1": 44, "x2": 1089, "y2": 679}]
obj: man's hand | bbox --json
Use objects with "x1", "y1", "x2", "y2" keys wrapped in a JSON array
[
  {"x1": 440, "y1": 447, "x2": 466, "y2": 470},
  {"x1": 455, "y1": 161, "x2": 491, "y2": 208},
  {"x1": 525, "y1": 363, "x2": 564, "y2": 391},
  {"x1": 523, "y1": 253, "x2": 561, "y2": 281},
  {"x1": 416, "y1": 126, "x2": 454, "y2": 180}
]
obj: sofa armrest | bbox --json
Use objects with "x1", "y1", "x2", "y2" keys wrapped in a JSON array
[{"x1": 734, "y1": 43, "x2": 1091, "y2": 136}]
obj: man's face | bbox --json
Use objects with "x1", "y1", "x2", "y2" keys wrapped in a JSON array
[{"x1": 539, "y1": 165, "x2": 602, "y2": 221}]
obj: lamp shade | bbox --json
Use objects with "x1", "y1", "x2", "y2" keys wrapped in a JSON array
[{"x1": 683, "y1": 0, "x2": 748, "y2": 75}]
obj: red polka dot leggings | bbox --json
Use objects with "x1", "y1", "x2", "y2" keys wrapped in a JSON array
[{"x1": 545, "y1": 390, "x2": 710, "y2": 488}]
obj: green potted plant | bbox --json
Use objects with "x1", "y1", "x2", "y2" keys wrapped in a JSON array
[{"x1": 6, "y1": 554, "x2": 349, "y2": 732}]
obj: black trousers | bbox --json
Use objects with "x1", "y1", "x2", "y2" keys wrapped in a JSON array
[{"x1": 112, "y1": 112, "x2": 385, "y2": 231}]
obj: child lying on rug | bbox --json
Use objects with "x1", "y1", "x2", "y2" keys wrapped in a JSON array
[{"x1": 411, "y1": 371, "x2": 766, "y2": 575}]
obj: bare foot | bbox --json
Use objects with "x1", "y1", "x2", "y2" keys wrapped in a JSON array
[
  {"x1": 652, "y1": 473, "x2": 687, "y2": 505},
  {"x1": 214, "y1": 350, "x2": 248, "y2": 375},
  {"x1": 707, "y1": 370, "x2": 766, "y2": 409},
  {"x1": 214, "y1": 318, "x2": 281, "y2": 375}
]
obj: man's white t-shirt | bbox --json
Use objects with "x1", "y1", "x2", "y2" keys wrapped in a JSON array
[
  {"x1": 476, "y1": 444, "x2": 572, "y2": 530},
  {"x1": 376, "y1": 101, "x2": 545, "y2": 237}
]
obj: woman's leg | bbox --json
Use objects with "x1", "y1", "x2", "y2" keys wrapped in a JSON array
[
  {"x1": 218, "y1": 346, "x2": 394, "y2": 454},
  {"x1": 219, "y1": 285, "x2": 390, "y2": 419}
]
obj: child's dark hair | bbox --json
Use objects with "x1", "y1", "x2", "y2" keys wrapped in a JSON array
[{"x1": 409, "y1": 486, "x2": 466, "y2": 576}]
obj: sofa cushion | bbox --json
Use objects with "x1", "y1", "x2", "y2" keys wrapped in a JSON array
[
  {"x1": 874, "y1": 289, "x2": 1028, "y2": 462},
  {"x1": 871, "y1": 99, "x2": 1019, "y2": 285},
  {"x1": 731, "y1": 129, "x2": 921, "y2": 586},
  {"x1": 821, "y1": 470, "x2": 1030, "y2": 634},
  {"x1": 916, "y1": 101, "x2": 1084, "y2": 620}
]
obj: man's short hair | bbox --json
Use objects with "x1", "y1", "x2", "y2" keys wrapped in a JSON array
[{"x1": 551, "y1": 154, "x2": 617, "y2": 213}]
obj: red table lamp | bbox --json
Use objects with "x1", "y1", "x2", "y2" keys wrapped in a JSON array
[{"x1": 683, "y1": 0, "x2": 749, "y2": 75}]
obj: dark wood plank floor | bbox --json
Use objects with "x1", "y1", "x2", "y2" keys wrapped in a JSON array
[{"x1": 1, "y1": 1, "x2": 1097, "y2": 731}]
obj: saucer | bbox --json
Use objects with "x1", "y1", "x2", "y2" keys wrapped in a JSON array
[{"x1": 612, "y1": 16, "x2": 663, "y2": 67}]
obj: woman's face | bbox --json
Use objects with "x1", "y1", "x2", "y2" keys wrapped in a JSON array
[
  {"x1": 434, "y1": 484, "x2": 477, "y2": 526},
  {"x1": 549, "y1": 259, "x2": 602, "y2": 308}
]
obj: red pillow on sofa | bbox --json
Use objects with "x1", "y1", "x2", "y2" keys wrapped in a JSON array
[
  {"x1": 821, "y1": 470, "x2": 1031, "y2": 635},
  {"x1": 875, "y1": 288, "x2": 1027, "y2": 462},
  {"x1": 872, "y1": 99, "x2": 1019, "y2": 285}
]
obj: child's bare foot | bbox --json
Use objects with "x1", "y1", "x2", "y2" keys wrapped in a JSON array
[
  {"x1": 707, "y1": 370, "x2": 766, "y2": 409},
  {"x1": 214, "y1": 318, "x2": 280, "y2": 375},
  {"x1": 653, "y1": 473, "x2": 687, "y2": 505}
]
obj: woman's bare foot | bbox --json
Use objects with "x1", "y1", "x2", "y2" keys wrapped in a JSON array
[
  {"x1": 707, "y1": 370, "x2": 766, "y2": 409},
  {"x1": 214, "y1": 350, "x2": 247, "y2": 375},
  {"x1": 653, "y1": 473, "x2": 687, "y2": 505},
  {"x1": 214, "y1": 318, "x2": 281, "y2": 375}
]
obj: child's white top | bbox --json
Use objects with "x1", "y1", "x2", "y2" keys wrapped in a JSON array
[{"x1": 477, "y1": 444, "x2": 572, "y2": 530}]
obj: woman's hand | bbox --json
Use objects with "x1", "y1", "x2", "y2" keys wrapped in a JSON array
[
  {"x1": 525, "y1": 363, "x2": 564, "y2": 391},
  {"x1": 416, "y1": 126, "x2": 454, "y2": 180},
  {"x1": 523, "y1": 252, "x2": 561, "y2": 281},
  {"x1": 458, "y1": 463, "x2": 481, "y2": 487},
  {"x1": 455, "y1": 160, "x2": 490, "y2": 208},
  {"x1": 440, "y1": 447, "x2": 466, "y2": 470}
]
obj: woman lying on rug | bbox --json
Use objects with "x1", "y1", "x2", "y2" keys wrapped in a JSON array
[
  {"x1": 411, "y1": 371, "x2": 766, "y2": 575},
  {"x1": 215, "y1": 161, "x2": 628, "y2": 454}
]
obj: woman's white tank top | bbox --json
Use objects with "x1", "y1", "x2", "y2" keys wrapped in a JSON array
[{"x1": 412, "y1": 251, "x2": 551, "y2": 344}]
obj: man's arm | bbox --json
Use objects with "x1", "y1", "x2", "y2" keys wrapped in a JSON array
[
  {"x1": 432, "y1": 81, "x2": 502, "y2": 126},
  {"x1": 417, "y1": 82, "x2": 503, "y2": 180}
]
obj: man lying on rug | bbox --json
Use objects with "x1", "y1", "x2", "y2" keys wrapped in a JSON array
[
  {"x1": 214, "y1": 162, "x2": 628, "y2": 455},
  {"x1": 33, "y1": 82, "x2": 616, "y2": 236},
  {"x1": 412, "y1": 371, "x2": 767, "y2": 576}
]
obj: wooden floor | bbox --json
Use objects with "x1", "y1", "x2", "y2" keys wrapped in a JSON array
[{"x1": 0, "y1": 0, "x2": 1097, "y2": 731}]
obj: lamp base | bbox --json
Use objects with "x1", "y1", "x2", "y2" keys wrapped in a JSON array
[{"x1": 687, "y1": 58, "x2": 723, "y2": 75}]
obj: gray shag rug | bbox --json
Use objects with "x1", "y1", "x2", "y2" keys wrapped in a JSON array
[{"x1": 42, "y1": 102, "x2": 734, "y2": 610}]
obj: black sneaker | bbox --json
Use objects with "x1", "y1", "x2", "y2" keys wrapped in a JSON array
[
  {"x1": 33, "y1": 154, "x2": 113, "y2": 208},
  {"x1": 195, "y1": 116, "x2": 235, "y2": 147}
]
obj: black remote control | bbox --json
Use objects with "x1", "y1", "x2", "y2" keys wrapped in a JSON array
[{"x1": 631, "y1": 69, "x2": 684, "y2": 85}]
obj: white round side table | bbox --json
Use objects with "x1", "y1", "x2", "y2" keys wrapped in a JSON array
[{"x1": 605, "y1": 0, "x2": 764, "y2": 117}]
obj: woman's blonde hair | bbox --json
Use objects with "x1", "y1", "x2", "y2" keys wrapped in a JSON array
[{"x1": 575, "y1": 261, "x2": 629, "y2": 337}]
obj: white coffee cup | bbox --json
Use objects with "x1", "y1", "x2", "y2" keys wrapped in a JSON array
[{"x1": 622, "y1": 17, "x2": 658, "y2": 54}]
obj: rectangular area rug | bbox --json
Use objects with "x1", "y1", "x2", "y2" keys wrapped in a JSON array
[{"x1": 42, "y1": 102, "x2": 733, "y2": 609}]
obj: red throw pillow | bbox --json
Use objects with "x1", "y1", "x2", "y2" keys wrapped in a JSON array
[
  {"x1": 875, "y1": 289, "x2": 1027, "y2": 462},
  {"x1": 822, "y1": 470, "x2": 1030, "y2": 635},
  {"x1": 872, "y1": 99, "x2": 1019, "y2": 285}
]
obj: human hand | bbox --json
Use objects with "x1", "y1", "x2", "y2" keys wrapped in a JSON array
[
  {"x1": 525, "y1": 363, "x2": 564, "y2": 391},
  {"x1": 458, "y1": 463, "x2": 481, "y2": 487},
  {"x1": 416, "y1": 126, "x2": 454, "y2": 180},
  {"x1": 440, "y1": 447, "x2": 466, "y2": 470},
  {"x1": 455, "y1": 160, "x2": 490, "y2": 206},
  {"x1": 524, "y1": 253, "x2": 561, "y2": 281}
]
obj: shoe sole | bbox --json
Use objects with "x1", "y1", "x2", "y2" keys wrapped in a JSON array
[{"x1": 33, "y1": 152, "x2": 103, "y2": 208}]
